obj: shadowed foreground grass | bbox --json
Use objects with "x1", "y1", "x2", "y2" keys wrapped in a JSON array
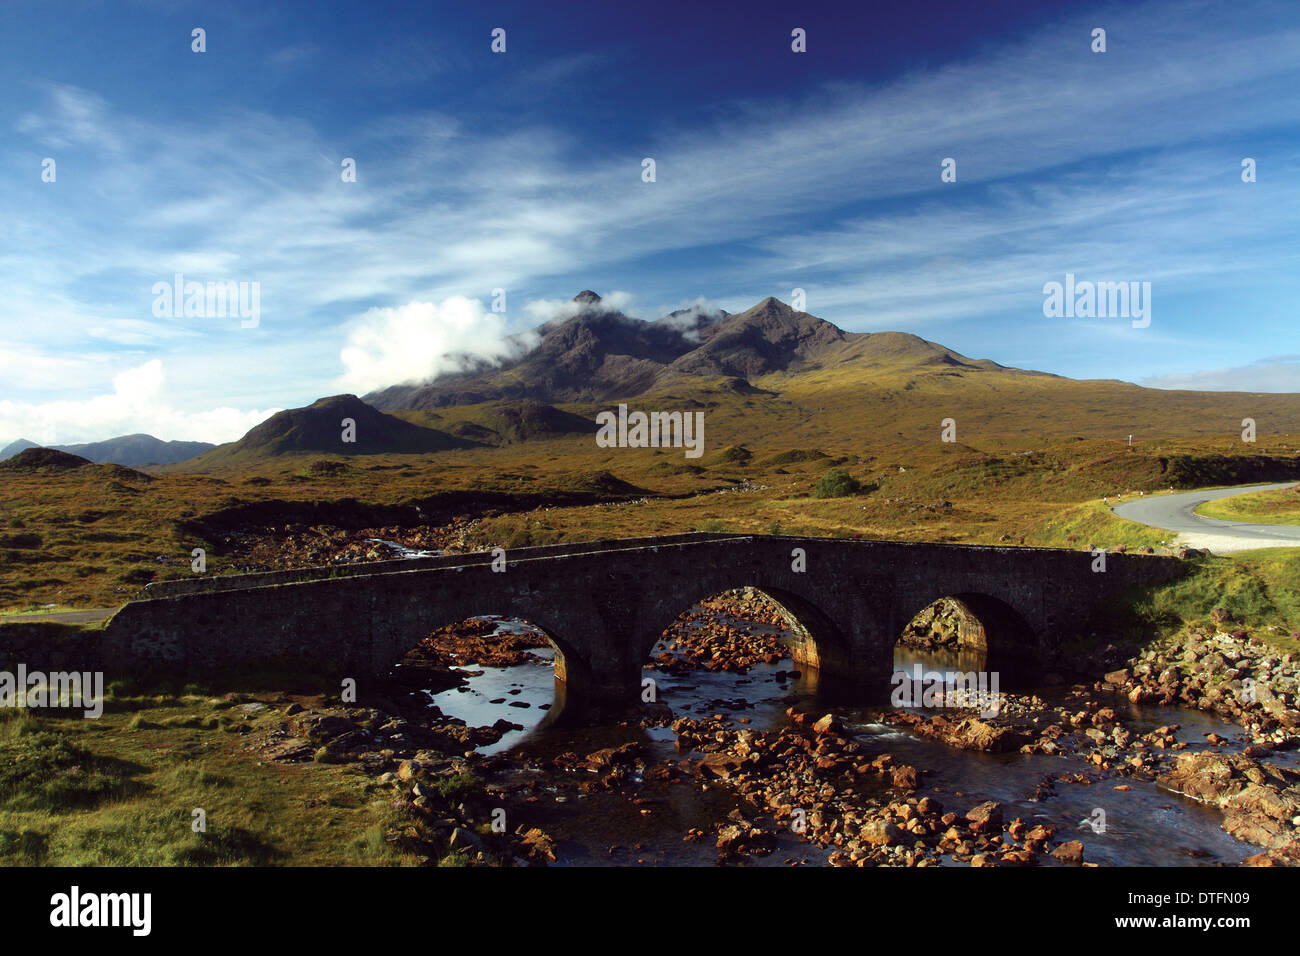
[{"x1": 0, "y1": 693, "x2": 418, "y2": 867}]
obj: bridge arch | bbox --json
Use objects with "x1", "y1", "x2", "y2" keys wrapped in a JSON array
[
  {"x1": 638, "y1": 582, "x2": 851, "y2": 680},
  {"x1": 893, "y1": 590, "x2": 1039, "y2": 687},
  {"x1": 382, "y1": 612, "x2": 595, "y2": 729}
]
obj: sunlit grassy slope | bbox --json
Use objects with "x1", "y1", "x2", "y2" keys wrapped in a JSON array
[{"x1": 1197, "y1": 484, "x2": 1300, "y2": 524}]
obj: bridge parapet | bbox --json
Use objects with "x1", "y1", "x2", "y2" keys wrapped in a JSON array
[
  {"x1": 144, "y1": 531, "x2": 747, "y2": 598},
  {"x1": 77, "y1": 534, "x2": 1188, "y2": 711}
]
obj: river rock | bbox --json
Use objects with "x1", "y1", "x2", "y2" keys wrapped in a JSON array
[
  {"x1": 953, "y1": 718, "x2": 1031, "y2": 752},
  {"x1": 860, "y1": 819, "x2": 903, "y2": 847},
  {"x1": 811, "y1": 713, "x2": 843, "y2": 735},
  {"x1": 1051, "y1": 840, "x2": 1084, "y2": 863},
  {"x1": 518, "y1": 828, "x2": 556, "y2": 863},
  {"x1": 1223, "y1": 785, "x2": 1300, "y2": 848},
  {"x1": 583, "y1": 742, "x2": 644, "y2": 771},
  {"x1": 891, "y1": 765, "x2": 919, "y2": 790},
  {"x1": 965, "y1": 801, "x2": 1004, "y2": 831},
  {"x1": 1158, "y1": 751, "x2": 1249, "y2": 803}
]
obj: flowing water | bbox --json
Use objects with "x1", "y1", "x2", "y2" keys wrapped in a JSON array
[
  {"x1": 369, "y1": 538, "x2": 443, "y2": 559},
  {"x1": 421, "y1": 611, "x2": 1267, "y2": 866}
]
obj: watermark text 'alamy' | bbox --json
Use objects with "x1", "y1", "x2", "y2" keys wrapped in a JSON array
[
  {"x1": 1042, "y1": 273, "x2": 1150, "y2": 328},
  {"x1": 596, "y1": 403, "x2": 704, "y2": 459}
]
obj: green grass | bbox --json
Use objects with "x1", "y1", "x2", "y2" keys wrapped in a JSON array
[
  {"x1": 0, "y1": 691, "x2": 419, "y2": 867},
  {"x1": 1021, "y1": 501, "x2": 1173, "y2": 552},
  {"x1": 435, "y1": 772, "x2": 484, "y2": 803},
  {"x1": 1089, "y1": 548, "x2": 1300, "y2": 654},
  {"x1": 1196, "y1": 485, "x2": 1300, "y2": 525},
  {"x1": 0, "y1": 713, "x2": 141, "y2": 812}
]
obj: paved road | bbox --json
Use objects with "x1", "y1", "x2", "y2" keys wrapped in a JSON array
[
  {"x1": 0, "y1": 607, "x2": 117, "y2": 625},
  {"x1": 1113, "y1": 481, "x2": 1300, "y2": 553}
]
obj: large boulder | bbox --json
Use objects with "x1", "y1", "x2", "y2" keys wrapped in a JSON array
[
  {"x1": 859, "y1": 819, "x2": 903, "y2": 847},
  {"x1": 953, "y1": 718, "x2": 1031, "y2": 752}
]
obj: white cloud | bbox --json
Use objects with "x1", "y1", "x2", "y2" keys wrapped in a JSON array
[
  {"x1": 522, "y1": 290, "x2": 635, "y2": 325},
  {"x1": 0, "y1": 345, "x2": 89, "y2": 389},
  {"x1": 0, "y1": 360, "x2": 278, "y2": 445},
  {"x1": 655, "y1": 297, "x2": 724, "y2": 342},
  {"x1": 338, "y1": 297, "x2": 536, "y2": 394},
  {"x1": 15, "y1": 82, "x2": 123, "y2": 151},
  {"x1": 1141, "y1": 357, "x2": 1300, "y2": 393}
]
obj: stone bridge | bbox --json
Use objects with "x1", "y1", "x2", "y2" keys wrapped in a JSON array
[{"x1": 64, "y1": 532, "x2": 1186, "y2": 711}]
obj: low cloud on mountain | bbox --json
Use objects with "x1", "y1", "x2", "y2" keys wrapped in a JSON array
[
  {"x1": 523, "y1": 290, "x2": 635, "y2": 325},
  {"x1": 338, "y1": 296, "x2": 540, "y2": 394}
]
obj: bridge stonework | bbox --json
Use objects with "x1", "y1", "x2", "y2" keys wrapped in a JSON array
[{"x1": 62, "y1": 533, "x2": 1187, "y2": 709}]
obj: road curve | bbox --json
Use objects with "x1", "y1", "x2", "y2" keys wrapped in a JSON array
[{"x1": 1113, "y1": 482, "x2": 1300, "y2": 553}]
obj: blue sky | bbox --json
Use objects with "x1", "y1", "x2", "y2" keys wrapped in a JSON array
[{"x1": 1, "y1": 0, "x2": 1297, "y2": 444}]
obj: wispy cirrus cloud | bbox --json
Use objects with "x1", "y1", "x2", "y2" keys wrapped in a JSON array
[{"x1": 15, "y1": 82, "x2": 123, "y2": 151}]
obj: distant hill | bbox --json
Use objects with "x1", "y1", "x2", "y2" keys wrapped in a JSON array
[
  {"x1": 664, "y1": 297, "x2": 848, "y2": 378},
  {"x1": 408, "y1": 399, "x2": 595, "y2": 446},
  {"x1": 187, "y1": 394, "x2": 476, "y2": 465},
  {"x1": 0, "y1": 447, "x2": 93, "y2": 471},
  {"x1": 0, "y1": 438, "x2": 39, "y2": 461},
  {"x1": 0, "y1": 447, "x2": 154, "y2": 482},
  {"x1": 1, "y1": 434, "x2": 213, "y2": 466},
  {"x1": 26, "y1": 293, "x2": 1294, "y2": 476},
  {"x1": 55, "y1": 434, "x2": 215, "y2": 466}
]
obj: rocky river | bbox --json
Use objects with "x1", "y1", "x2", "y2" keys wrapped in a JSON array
[
  {"x1": 254, "y1": 586, "x2": 1289, "y2": 868},
  {"x1": 417, "y1": 613, "x2": 1277, "y2": 864}
]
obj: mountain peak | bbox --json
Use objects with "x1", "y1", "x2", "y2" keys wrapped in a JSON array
[
  {"x1": 574, "y1": 290, "x2": 602, "y2": 304},
  {"x1": 0, "y1": 437, "x2": 40, "y2": 461},
  {"x1": 666, "y1": 297, "x2": 844, "y2": 379},
  {"x1": 307, "y1": 394, "x2": 367, "y2": 412},
  {"x1": 1, "y1": 434, "x2": 213, "y2": 467}
]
